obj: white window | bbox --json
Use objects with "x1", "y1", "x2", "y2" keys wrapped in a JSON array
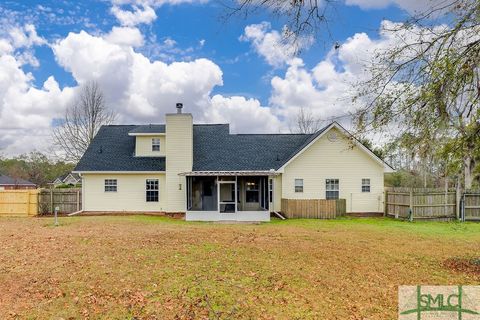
[
  {"x1": 326, "y1": 179, "x2": 339, "y2": 199},
  {"x1": 146, "y1": 179, "x2": 159, "y2": 202},
  {"x1": 362, "y1": 178, "x2": 371, "y2": 193},
  {"x1": 269, "y1": 178, "x2": 273, "y2": 202},
  {"x1": 152, "y1": 138, "x2": 160, "y2": 152},
  {"x1": 104, "y1": 179, "x2": 117, "y2": 192},
  {"x1": 294, "y1": 179, "x2": 303, "y2": 193}
]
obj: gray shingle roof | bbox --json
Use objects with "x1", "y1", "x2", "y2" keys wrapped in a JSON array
[
  {"x1": 75, "y1": 123, "x2": 329, "y2": 172},
  {"x1": 75, "y1": 125, "x2": 166, "y2": 172},
  {"x1": 129, "y1": 125, "x2": 165, "y2": 134},
  {"x1": 192, "y1": 124, "x2": 317, "y2": 171},
  {"x1": 0, "y1": 174, "x2": 36, "y2": 186}
]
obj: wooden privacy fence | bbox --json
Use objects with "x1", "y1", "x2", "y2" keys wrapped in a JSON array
[
  {"x1": 385, "y1": 187, "x2": 457, "y2": 221},
  {"x1": 281, "y1": 198, "x2": 346, "y2": 219},
  {"x1": 0, "y1": 190, "x2": 39, "y2": 217},
  {"x1": 463, "y1": 192, "x2": 480, "y2": 221},
  {"x1": 38, "y1": 188, "x2": 82, "y2": 215}
]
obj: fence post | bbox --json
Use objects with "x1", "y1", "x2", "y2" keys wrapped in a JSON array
[
  {"x1": 76, "y1": 189, "x2": 80, "y2": 211},
  {"x1": 409, "y1": 189, "x2": 414, "y2": 221},
  {"x1": 384, "y1": 189, "x2": 387, "y2": 217},
  {"x1": 455, "y1": 183, "x2": 461, "y2": 221},
  {"x1": 49, "y1": 188, "x2": 53, "y2": 214},
  {"x1": 26, "y1": 190, "x2": 31, "y2": 216},
  {"x1": 444, "y1": 178, "x2": 448, "y2": 217}
]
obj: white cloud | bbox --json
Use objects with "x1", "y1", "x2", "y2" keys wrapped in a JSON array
[
  {"x1": 345, "y1": 0, "x2": 448, "y2": 14},
  {"x1": 240, "y1": 22, "x2": 312, "y2": 68},
  {"x1": 110, "y1": 4, "x2": 157, "y2": 26},
  {"x1": 8, "y1": 24, "x2": 46, "y2": 49},
  {"x1": 0, "y1": 54, "x2": 75, "y2": 155},
  {"x1": 268, "y1": 20, "x2": 424, "y2": 128},
  {"x1": 52, "y1": 30, "x2": 226, "y2": 124},
  {"x1": 105, "y1": 26, "x2": 144, "y2": 47},
  {"x1": 269, "y1": 57, "x2": 355, "y2": 126},
  {"x1": 109, "y1": 0, "x2": 209, "y2": 26},
  {"x1": 206, "y1": 95, "x2": 285, "y2": 133}
]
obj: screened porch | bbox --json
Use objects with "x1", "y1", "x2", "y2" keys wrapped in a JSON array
[{"x1": 183, "y1": 172, "x2": 276, "y2": 221}]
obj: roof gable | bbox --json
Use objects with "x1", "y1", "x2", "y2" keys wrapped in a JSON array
[
  {"x1": 74, "y1": 125, "x2": 166, "y2": 172},
  {"x1": 277, "y1": 122, "x2": 394, "y2": 172}
]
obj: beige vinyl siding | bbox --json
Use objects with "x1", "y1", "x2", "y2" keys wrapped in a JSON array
[
  {"x1": 270, "y1": 175, "x2": 282, "y2": 212},
  {"x1": 82, "y1": 173, "x2": 166, "y2": 212},
  {"x1": 165, "y1": 113, "x2": 193, "y2": 212},
  {"x1": 135, "y1": 136, "x2": 166, "y2": 157},
  {"x1": 281, "y1": 127, "x2": 384, "y2": 213}
]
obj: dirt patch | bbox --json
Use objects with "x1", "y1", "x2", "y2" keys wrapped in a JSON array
[{"x1": 443, "y1": 257, "x2": 480, "y2": 278}]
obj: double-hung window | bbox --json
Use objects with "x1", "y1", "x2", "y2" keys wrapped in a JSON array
[
  {"x1": 294, "y1": 179, "x2": 304, "y2": 193},
  {"x1": 146, "y1": 179, "x2": 159, "y2": 202},
  {"x1": 104, "y1": 179, "x2": 117, "y2": 192},
  {"x1": 325, "y1": 179, "x2": 339, "y2": 199},
  {"x1": 152, "y1": 138, "x2": 160, "y2": 152},
  {"x1": 362, "y1": 178, "x2": 371, "y2": 193}
]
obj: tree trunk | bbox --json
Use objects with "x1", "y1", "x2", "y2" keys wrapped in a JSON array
[{"x1": 464, "y1": 155, "x2": 474, "y2": 190}]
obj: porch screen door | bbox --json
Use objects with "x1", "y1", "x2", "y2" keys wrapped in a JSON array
[{"x1": 218, "y1": 180, "x2": 236, "y2": 213}]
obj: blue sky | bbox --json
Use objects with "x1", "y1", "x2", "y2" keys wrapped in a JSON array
[{"x1": 0, "y1": 0, "x2": 432, "y2": 155}]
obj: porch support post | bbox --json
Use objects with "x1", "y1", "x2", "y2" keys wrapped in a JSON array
[
  {"x1": 235, "y1": 175, "x2": 238, "y2": 213},
  {"x1": 216, "y1": 175, "x2": 219, "y2": 213}
]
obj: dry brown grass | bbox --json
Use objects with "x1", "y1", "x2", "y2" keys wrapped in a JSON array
[{"x1": 0, "y1": 216, "x2": 479, "y2": 319}]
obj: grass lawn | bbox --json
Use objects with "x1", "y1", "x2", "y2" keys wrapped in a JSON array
[{"x1": 0, "y1": 216, "x2": 479, "y2": 319}]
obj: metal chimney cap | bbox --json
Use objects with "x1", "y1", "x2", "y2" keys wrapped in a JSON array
[{"x1": 176, "y1": 103, "x2": 183, "y2": 114}]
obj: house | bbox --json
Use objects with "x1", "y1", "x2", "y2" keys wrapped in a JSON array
[
  {"x1": 53, "y1": 173, "x2": 82, "y2": 187},
  {"x1": 0, "y1": 174, "x2": 36, "y2": 190},
  {"x1": 74, "y1": 103, "x2": 393, "y2": 221}
]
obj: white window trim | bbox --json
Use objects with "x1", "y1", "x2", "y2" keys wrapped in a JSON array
[
  {"x1": 146, "y1": 179, "x2": 159, "y2": 202},
  {"x1": 294, "y1": 179, "x2": 304, "y2": 193},
  {"x1": 362, "y1": 178, "x2": 371, "y2": 193},
  {"x1": 269, "y1": 178, "x2": 273, "y2": 202},
  {"x1": 325, "y1": 179, "x2": 339, "y2": 200},
  {"x1": 151, "y1": 138, "x2": 161, "y2": 152},
  {"x1": 104, "y1": 179, "x2": 117, "y2": 192}
]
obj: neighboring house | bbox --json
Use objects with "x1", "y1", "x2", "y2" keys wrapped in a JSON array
[
  {"x1": 53, "y1": 173, "x2": 82, "y2": 187},
  {"x1": 74, "y1": 104, "x2": 393, "y2": 221},
  {"x1": 0, "y1": 174, "x2": 36, "y2": 190}
]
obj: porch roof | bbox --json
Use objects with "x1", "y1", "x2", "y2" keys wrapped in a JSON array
[{"x1": 179, "y1": 170, "x2": 280, "y2": 176}]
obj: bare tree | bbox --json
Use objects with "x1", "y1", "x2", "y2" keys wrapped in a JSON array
[
  {"x1": 290, "y1": 106, "x2": 323, "y2": 134},
  {"x1": 53, "y1": 81, "x2": 115, "y2": 162}
]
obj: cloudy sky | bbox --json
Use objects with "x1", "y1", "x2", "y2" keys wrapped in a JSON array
[{"x1": 0, "y1": 0, "x2": 438, "y2": 156}]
